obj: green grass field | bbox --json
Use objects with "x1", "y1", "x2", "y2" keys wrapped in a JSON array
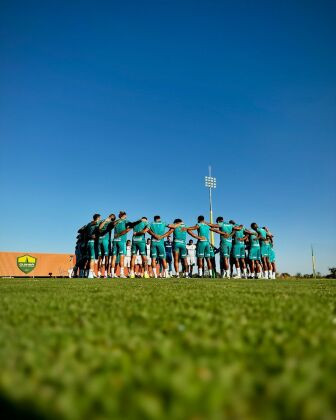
[{"x1": 0, "y1": 279, "x2": 336, "y2": 420}]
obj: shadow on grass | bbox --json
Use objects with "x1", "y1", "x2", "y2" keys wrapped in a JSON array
[{"x1": 0, "y1": 393, "x2": 48, "y2": 420}]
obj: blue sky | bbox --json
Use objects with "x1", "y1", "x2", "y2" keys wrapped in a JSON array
[{"x1": 0, "y1": 0, "x2": 335, "y2": 274}]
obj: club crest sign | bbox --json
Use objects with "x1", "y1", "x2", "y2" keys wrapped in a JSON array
[{"x1": 17, "y1": 255, "x2": 37, "y2": 274}]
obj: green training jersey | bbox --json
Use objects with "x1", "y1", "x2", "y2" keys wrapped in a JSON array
[
  {"x1": 86, "y1": 221, "x2": 100, "y2": 240},
  {"x1": 133, "y1": 221, "x2": 148, "y2": 242},
  {"x1": 257, "y1": 227, "x2": 269, "y2": 243},
  {"x1": 149, "y1": 221, "x2": 168, "y2": 243},
  {"x1": 173, "y1": 223, "x2": 187, "y2": 242},
  {"x1": 234, "y1": 224, "x2": 245, "y2": 242},
  {"x1": 99, "y1": 220, "x2": 113, "y2": 236},
  {"x1": 218, "y1": 222, "x2": 233, "y2": 244},
  {"x1": 197, "y1": 223, "x2": 210, "y2": 242},
  {"x1": 250, "y1": 230, "x2": 260, "y2": 247},
  {"x1": 114, "y1": 219, "x2": 130, "y2": 241}
]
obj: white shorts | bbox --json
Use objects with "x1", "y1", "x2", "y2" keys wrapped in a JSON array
[
  {"x1": 136, "y1": 255, "x2": 142, "y2": 265},
  {"x1": 124, "y1": 256, "x2": 131, "y2": 268},
  {"x1": 147, "y1": 256, "x2": 152, "y2": 265},
  {"x1": 187, "y1": 256, "x2": 196, "y2": 266}
]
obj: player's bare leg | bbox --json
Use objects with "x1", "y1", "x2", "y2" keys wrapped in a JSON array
[
  {"x1": 206, "y1": 258, "x2": 212, "y2": 277},
  {"x1": 141, "y1": 255, "x2": 149, "y2": 278},
  {"x1": 234, "y1": 258, "x2": 241, "y2": 278},
  {"x1": 197, "y1": 257, "x2": 204, "y2": 277},
  {"x1": 111, "y1": 255, "x2": 118, "y2": 278},
  {"x1": 118, "y1": 255, "x2": 126, "y2": 278},
  {"x1": 129, "y1": 255, "x2": 137, "y2": 278},
  {"x1": 240, "y1": 258, "x2": 247, "y2": 278},
  {"x1": 160, "y1": 258, "x2": 169, "y2": 278},
  {"x1": 182, "y1": 257, "x2": 189, "y2": 277},
  {"x1": 151, "y1": 258, "x2": 158, "y2": 278},
  {"x1": 223, "y1": 257, "x2": 230, "y2": 278},
  {"x1": 97, "y1": 256, "x2": 102, "y2": 277},
  {"x1": 104, "y1": 256, "x2": 110, "y2": 278},
  {"x1": 173, "y1": 251, "x2": 180, "y2": 277},
  {"x1": 256, "y1": 261, "x2": 262, "y2": 278}
]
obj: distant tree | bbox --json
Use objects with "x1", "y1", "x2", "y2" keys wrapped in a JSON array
[
  {"x1": 281, "y1": 273, "x2": 290, "y2": 278},
  {"x1": 327, "y1": 267, "x2": 336, "y2": 279},
  {"x1": 296, "y1": 272, "x2": 302, "y2": 278}
]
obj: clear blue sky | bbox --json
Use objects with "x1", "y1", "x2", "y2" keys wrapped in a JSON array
[{"x1": 1, "y1": 1, "x2": 335, "y2": 274}]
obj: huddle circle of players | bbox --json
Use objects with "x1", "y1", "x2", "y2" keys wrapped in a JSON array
[{"x1": 73, "y1": 211, "x2": 276, "y2": 279}]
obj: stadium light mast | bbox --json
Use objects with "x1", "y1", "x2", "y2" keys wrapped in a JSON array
[
  {"x1": 311, "y1": 245, "x2": 316, "y2": 279},
  {"x1": 205, "y1": 166, "x2": 216, "y2": 246}
]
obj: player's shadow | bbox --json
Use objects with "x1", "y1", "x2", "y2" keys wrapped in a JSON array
[{"x1": 0, "y1": 394, "x2": 47, "y2": 420}]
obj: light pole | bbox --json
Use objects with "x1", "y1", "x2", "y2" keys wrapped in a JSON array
[
  {"x1": 205, "y1": 166, "x2": 216, "y2": 246},
  {"x1": 311, "y1": 245, "x2": 316, "y2": 279}
]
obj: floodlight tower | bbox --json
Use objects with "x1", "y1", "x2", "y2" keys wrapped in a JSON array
[
  {"x1": 205, "y1": 166, "x2": 216, "y2": 246},
  {"x1": 311, "y1": 245, "x2": 316, "y2": 279}
]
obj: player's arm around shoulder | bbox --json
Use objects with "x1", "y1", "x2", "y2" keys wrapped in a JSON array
[
  {"x1": 187, "y1": 227, "x2": 204, "y2": 241},
  {"x1": 147, "y1": 228, "x2": 160, "y2": 240}
]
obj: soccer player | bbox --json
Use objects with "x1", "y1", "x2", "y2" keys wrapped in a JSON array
[
  {"x1": 246, "y1": 225, "x2": 262, "y2": 278},
  {"x1": 265, "y1": 227, "x2": 276, "y2": 279},
  {"x1": 147, "y1": 216, "x2": 175, "y2": 278},
  {"x1": 230, "y1": 220, "x2": 248, "y2": 278},
  {"x1": 124, "y1": 240, "x2": 132, "y2": 273},
  {"x1": 84, "y1": 213, "x2": 101, "y2": 278},
  {"x1": 170, "y1": 219, "x2": 189, "y2": 278},
  {"x1": 71, "y1": 234, "x2": 82, "y2": 278},
  {"x1": 111, "y1": 212, "x2": 141, "y2": 278},
  {"x1": 251, "y1": 223, "x2": 273, "y2": 279},
  {"x1": 186, "y1": 240, "x2": 196, "y2": 277},
  {"x1": 210, "y1": 244, "x2": 219, "y2": 278},
  {"x1": 146, "y1": 238, "x2": 152, "y2": 276},
  {"x1": 206, "y1": 217, "x2": 241, "y2": 278},
  {"x1": 187, "y1": 216, "x2": 213, "y2": 278},
  {"x1": 135, "y1": 252, "x2": 143, "y2": 277},
  {"x1": 164, "y1": 237, "x2": 173, "y2": 276},
  {"x1": 97, "y1": 214, "x2": 117, "y2": 278},
  {"x1": 129, "y1": 217, "x2": 150, "y2": 279}
]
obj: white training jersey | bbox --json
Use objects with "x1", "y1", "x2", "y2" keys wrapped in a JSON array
[
  {"x1": 186, "y1": 244, "x2": 196, "y2": 257},
  {"x1": 146, "y1": 244, "x2": 151, "y2": 258},
  {"x1": 126, "y1": 245, "x2": 131, "y2": 257}
]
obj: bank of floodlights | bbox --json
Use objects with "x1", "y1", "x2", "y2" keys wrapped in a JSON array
[{"x1": 205, "y1": 176, "x2": 216, "y2": 189}]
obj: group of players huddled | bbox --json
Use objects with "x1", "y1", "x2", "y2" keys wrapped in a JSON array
[{"x1": 72, "y1": 211, "x2": 276, "y2": 279}]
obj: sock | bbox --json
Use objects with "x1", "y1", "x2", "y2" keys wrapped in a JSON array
[
  {"x1": 273, "y1": 272, "x2": 276, "y2": 279},
  {"x1": 243, "y1": 269, "x2": 247, "y2": 277},
  {"x1": 165, "y1": 268, "x2": 169, "y2": 277},
  {"x1": 209, "y1": 269, "x2": 213, "y2": 277},
  {"x1": 120, "y1": 267, "x2": 124, "y2": 275},
  {"x1": 257, "y1": 272, "x2": 261, "y2": 278},
  {"x1": 226, "y1": 270, "x2": 230, "y2": 277},
  {"x1": 264, "y1": 271, "x2": 268, "y2": 278},
  {"x1": 111, "y1": 268, "x2": 115, "y2": 276},
  {"x1": 130, "y1": 270, "x2": 134, "y2": 276},
  {"x1": 269, "y1": 270, "x2": 272, "y2": 279},
  {"x1": 237, "y1": 268, "x2": 241, "y2": 277},
  {"x1": 153, "y1": 268, "x2": 157, "y2": 278},
  {"x1": 198, "y1": 268, "x2": 203, "y2": 276},
  {"x1": 251, "y1": 272, "x2": 255, "y2": 278}
]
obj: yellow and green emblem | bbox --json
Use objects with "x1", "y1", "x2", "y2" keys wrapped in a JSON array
[{"x1": 17, "y1": 255, "x2": 37, "y2": 274}]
